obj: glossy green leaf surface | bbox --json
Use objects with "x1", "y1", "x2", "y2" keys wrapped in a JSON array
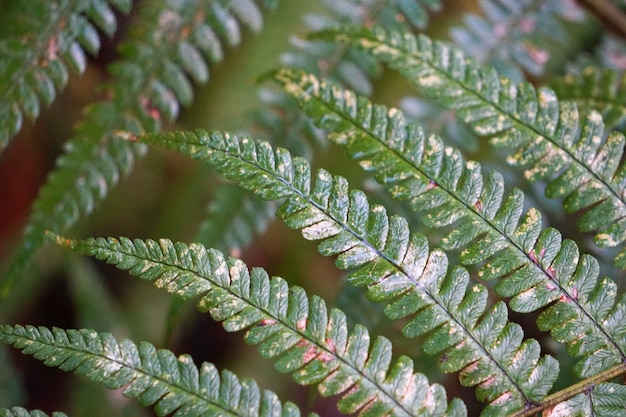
[
  {"x1": 138, "y1": 129, "x2": 559, "y2": 415},
  {"x1": 0, "y1": 324, "x2": 306, "y2": 417},
  {"x1": 49, "y1": 235, "x2": 464, "y2": 417},
  {"x1": 272, "y1": 68, "x2": 626, "y2": 379},
  {"x1": 311, "y1": 26, "x2": 626, "y2": 270}
]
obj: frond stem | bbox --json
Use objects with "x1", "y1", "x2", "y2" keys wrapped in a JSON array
[{"x1": 510, "y1": 362, "x2": 626, "y2": 417}]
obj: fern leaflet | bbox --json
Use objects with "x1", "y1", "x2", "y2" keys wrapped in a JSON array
[
  {"x1": 0, "y1": 0, "x2": 131, "y2": 151},
  {"x1": 2, "y1": 0, "x2": 273, "y2": 292},
  {"x1": 311, "y1": 25, "x2": 626, "y2": 269},
  {"x1": 137, "y1": 130, "x2": 558, "y2": 415},
  {"x1": 272, "y1": 67, "x2": 626, "y2": 378},
  {"x1": 49, "y1": 234, "x2": 465, "y2": 417},
  {"x1": 0, "y1": 407, "x2": 67, "y2": 417},
  {"x1": 0, "y1": 324, "x2": 308, "y2": 417}
]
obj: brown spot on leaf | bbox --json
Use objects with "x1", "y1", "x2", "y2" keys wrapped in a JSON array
[
  {"x1": 257, "y1": 318, "x2": 277, "y2": 327},
  {"x1": 426, "y1": 179, "x2": 437, "y2": 191},
  {"x1": 296, "y1": 318, "x2": 307, "y2": 331},
  {"x1": 318, "y1": 351, "x2": 334, "y2": 363},
  {"x1": 325, "y1": 338, "x2": 336, "y2": 354},
  {"x1": 303, "y1": 346, "x2": 318, "y2": 363}
]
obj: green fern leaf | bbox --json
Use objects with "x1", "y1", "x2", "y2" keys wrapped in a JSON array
[
  {"x1": 0, "y1": 0, "x2": 131, "y2": 151},
  {"x1": 310, "y1": 25, "x2": 626, "y2": 269},
  {"x1": 51, "y1": 235, "x2": 466, "y2": 417},
  {"x1": 551, "y1": 67, "x2": 626, "y2": 130},
  {"x1": 2, "y1": 0, "x2": 273, "y2": 293},
  {"x1": 323, "y1": 0, "x2": 441, "y2": 32},
  {"x1": 226, "y1": 0, "x2": 265, "y2": 33},
  {"x1": 255, "y1": 0, "x2": 441, "y2": 156},
  {"x1": 272, "y1": 67, "x2": 626, "y2": 378},
  {"x1": 0, "y1": 407, "x2": 67, "y2": 417},
  {"x1": 137, "y1": 130, "x2": 559, "y2": 415},
  {"x1": 0, "y1": 324, "x2": 307, "y2": 417}
]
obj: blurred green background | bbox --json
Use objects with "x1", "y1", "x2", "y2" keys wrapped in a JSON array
[{"x1": 0, "y1": 1, "x2": 617, "y2": 416}]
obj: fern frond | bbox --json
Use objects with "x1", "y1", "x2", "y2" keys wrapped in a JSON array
[
  {"x1": 0, "y1": 0, "x2": 131, "y2": 151},
  {"x1": 195, "y1": 184, "x2": 277, "y2": 253},
  {"x1": 0, "y1": 324, "x2": 308, "y2": 417},
  {"x1": 296, "y1": 0, "x2": 441, "y2": 93},
  {"x1": 272, "y1": 67, "x2": 626, "y2": 378},
  {"x1": 311, "y1": 26, "x2": 626, "y2": 269},
  {"x1": 2, "y1": 0, "x2": 273, "y2": 292},
  {"x1": 551, "y1": 67, "x2": 626, "y2": 130},
  {"x1": 137, "y1": 130, "x2": 559, "y2": 415},
  {"x1": 449, "y1": 0, "x2": 587, "y2": 80},
  {"x1": 0, "y1": 407, "x2": 67, "y2": 417},
  {"x1": 51, "y1": 235, "x2": 466, "y2": 417}
]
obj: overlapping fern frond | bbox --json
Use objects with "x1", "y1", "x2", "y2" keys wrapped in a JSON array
[
  {"x1": 321, "y1": 0, "x2": 440, "y2": 32},
  {"x1": 312, "y1": 26, "x2": 626, "y2": 269},
  {"x1": 138, "y1": 130, "x2": 558, "y2": 415},
  {"x1": 195, "y1": 184, "x2": 277, "y2": 253},
  {"x1": 272, "y1": 67, "x2": 626, "y2": 378},
  {"x1": 0, "y1": 0, "x2": 131, "y2": 151},
  {"x1": 285, "y1": 0, "x2": 441, "y2": 94},
  {"x1": 45, "y1": 235, "x2": 465, "y2": 417},
  {"x1": 0, "y1": 407, "x2": 67, "y2": 417},
  {"x1": 2, "y1": 0, "x2": 274, "y2": 292},
  {"x1": 449, "y1": 0, "x2": 588, "y2": 80},
  {"x1": 244, "y1": 0, "x2": 443, "y2": 249},
  {"x1": 256, "y1": 0, "x2": 441, "y2": 149},
  {"x1": 0, "y1": 324, "x2": 309, "y2": 417},
  {"x1": 551, "y1": 67, "x2": 626, "y2": 130}
]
